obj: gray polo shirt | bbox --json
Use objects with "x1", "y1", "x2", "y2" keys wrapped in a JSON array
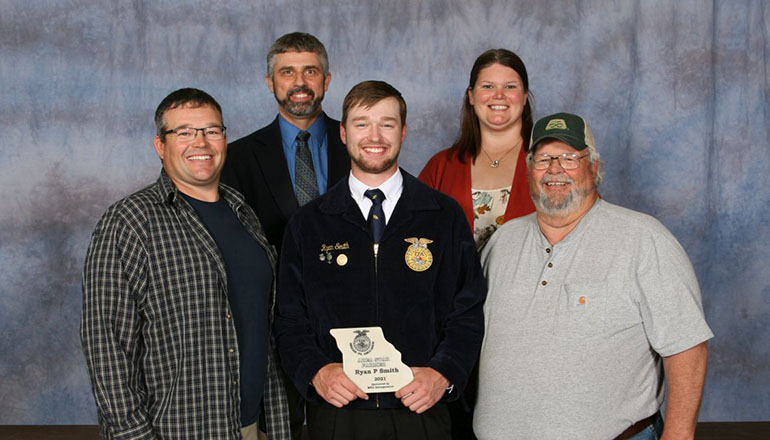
[{"x1": 474, "y1": 199, "x2": 713, "y2": 440}]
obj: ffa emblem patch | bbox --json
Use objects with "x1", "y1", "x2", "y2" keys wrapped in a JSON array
[
  {"x1": 545, "y1": 118, "x2": 567, "y2": 130},
  {"x1": 350, "y1": 329, "x2": 374, "y2": 355},
  {"x1": 404, "y1": 237, "x2": 434, "y2": 272}
]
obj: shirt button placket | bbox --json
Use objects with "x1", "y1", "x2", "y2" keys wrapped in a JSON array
[
  {"x1": 541, "y1": 247, "x2": 552, "y2": 286},
  {"x1": 224, "y1": 311, "x2": 238, "y2": 390}
]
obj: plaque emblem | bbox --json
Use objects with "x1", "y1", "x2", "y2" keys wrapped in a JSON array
[
  {"x1": 404, "y1": 237, "x2": 434, "y2": 272},
  {"x1": 350, "y1": 329, "x2": 374, "y2": 355}
]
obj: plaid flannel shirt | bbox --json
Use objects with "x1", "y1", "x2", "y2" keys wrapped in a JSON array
[{"x1": 81, "y1": 171, "x2": 291, "y2": 439}]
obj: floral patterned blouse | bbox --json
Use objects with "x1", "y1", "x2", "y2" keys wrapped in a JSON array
[{"x1": 471, "y1": 186, "x2": 511, "y2": 249}]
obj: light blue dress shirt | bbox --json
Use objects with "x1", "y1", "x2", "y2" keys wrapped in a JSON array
[{"x1": 278, "y1": 114, "x2": 330, "y2": 195}]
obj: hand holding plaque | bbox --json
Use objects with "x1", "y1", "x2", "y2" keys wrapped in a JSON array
[{"x1": 329, "y1": 327, "x2": 413, "y2": 393}]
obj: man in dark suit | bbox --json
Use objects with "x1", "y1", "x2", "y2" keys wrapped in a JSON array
[
  {"x1": 223, "y1": 32, "x2": 349, "y2": 252},
  {"x1": 221, "y1": 32, "x2": 350, "y2": 439}
]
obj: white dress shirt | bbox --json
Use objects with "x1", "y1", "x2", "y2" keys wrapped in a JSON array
[{"x1": 348, "y1": 169, "x2": 403, "y2": 225}]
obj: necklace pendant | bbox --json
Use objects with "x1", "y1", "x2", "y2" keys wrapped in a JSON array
[{"x1": 490, "y1": 160, "x2": 500, "y2": 168}]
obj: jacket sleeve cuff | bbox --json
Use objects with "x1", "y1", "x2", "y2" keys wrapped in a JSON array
[
  {"x1": 427, "y1": 356, "x2": 467, "y2": 402},
  {"x1": 295, "y1": 354, "x2": 335, "y2": 401}
]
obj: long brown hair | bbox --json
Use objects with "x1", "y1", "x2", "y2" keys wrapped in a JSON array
[{"x1": 449, "y1": 49, "x2": 533, "y2": 163}]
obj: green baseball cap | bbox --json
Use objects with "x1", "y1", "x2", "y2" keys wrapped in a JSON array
[{"x1": 529, "y1": 112, "x2": 595, "y2": 152}]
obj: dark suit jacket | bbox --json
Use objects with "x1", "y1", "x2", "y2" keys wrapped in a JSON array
[{"x1": 222, "y1": 113, "x2": 350, "y2": 252}]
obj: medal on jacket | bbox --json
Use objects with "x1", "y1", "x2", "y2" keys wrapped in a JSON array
[{"x1": 404, "y1": 237, "x2": 434, "y2": 272}]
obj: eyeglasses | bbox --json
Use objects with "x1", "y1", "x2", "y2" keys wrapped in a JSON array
[
  {"x1": 530, "y1": 153, "x2": 588, "y2": 170},
  {"x1": 163, "y1": 126, "x2": 227, "y2": 142}
]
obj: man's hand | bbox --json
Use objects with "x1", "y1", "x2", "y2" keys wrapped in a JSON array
[
  {"x1": 394, "y1": 367, "x2": 449, "y2": 414},
  {"x1": 312, "y1": 363, "x2": 368, "y2": 408}
]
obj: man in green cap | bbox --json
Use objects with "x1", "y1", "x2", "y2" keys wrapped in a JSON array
[{"x1": 474, "y1": 112, "x2": 713, "y2": 439}]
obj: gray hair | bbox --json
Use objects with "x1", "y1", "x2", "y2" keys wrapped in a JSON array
[{"x1": 266, "y1": 32, "x2": 329, "y2": 77}]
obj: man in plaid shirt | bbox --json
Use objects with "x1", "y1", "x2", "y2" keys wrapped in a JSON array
[{"x1": 81, "y1": 88, "x2": 291, "y2": 439}]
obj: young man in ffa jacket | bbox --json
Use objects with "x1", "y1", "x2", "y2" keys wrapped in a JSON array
[{"x1": 275, "y1": 80, "x2": 487, "y2": 440}]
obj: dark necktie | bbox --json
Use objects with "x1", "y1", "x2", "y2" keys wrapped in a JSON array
[
  {"x1": 364, "y1": 189, "x2": 386, "y2": 243},
  {"x1": 294, "y1": 130, "x2": 319, "y2": 206}
]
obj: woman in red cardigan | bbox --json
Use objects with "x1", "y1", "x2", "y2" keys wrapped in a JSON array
[{"x1": 419, "y1": 49, "x2": 535, "y2": 249}]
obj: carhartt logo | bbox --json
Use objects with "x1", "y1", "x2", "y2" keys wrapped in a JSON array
[
  {"x1": 574, "y1": 295, "x2": 587, "y2": 307},
  {"x1": 545, "y1": 119, "x2": 567, "y2": 130}
]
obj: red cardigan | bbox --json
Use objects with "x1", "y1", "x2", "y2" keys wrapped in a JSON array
[{"x1": 418, "y1": 146, "x2": 535, "y2": 230}]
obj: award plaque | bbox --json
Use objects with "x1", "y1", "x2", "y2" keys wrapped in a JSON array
[{"x1": 329, "y1": 326, "x2": 413, "y2": 393}]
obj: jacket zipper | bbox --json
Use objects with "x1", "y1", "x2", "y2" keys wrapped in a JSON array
[{"x1": 373, "y1": 242, "x2": 380, "y2": 409}]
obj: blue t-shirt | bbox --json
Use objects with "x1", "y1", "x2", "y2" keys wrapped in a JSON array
[{"x1": 183, "y1": 194, "x2": 271, "y2": 426}]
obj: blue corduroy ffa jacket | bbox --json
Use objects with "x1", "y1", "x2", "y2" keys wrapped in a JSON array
[{"x1": 274, "y1": 170, "x2": 487, "y2": 409}]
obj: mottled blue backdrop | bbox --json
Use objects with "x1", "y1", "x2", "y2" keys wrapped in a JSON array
[{"x1": 1, "y1": 0, "x2": 767, "y2": 424}]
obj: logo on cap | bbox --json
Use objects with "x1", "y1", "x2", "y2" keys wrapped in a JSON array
[{"x1": 545, "y1": 119, "x2": 567, "y2": 130}]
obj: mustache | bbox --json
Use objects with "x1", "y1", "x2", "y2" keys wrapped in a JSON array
[
  {"x1": 287, "y1": 86, "x2": 315, "y2": 98},
  {"x1": 540, "y1": 175, "x2": 574, "y2": 185}
]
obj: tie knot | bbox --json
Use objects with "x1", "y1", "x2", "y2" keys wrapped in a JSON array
[
  {"x1": 296, "y1": 131, "x2": 310, "y2": 144},
  {"x1": 364, "y1": 188, "x2": 385, "y2": 205}
]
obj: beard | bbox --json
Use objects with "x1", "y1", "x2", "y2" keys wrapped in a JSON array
[
  {"x1": 349, "y1": 144, "x2": 400, "y2": 175},
  {"x1": 276, "y1": 86, "x2": 324, "y2": 118},
  {"x1": 530, "y1": 174, "x2": 592, "y2": 217}
]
